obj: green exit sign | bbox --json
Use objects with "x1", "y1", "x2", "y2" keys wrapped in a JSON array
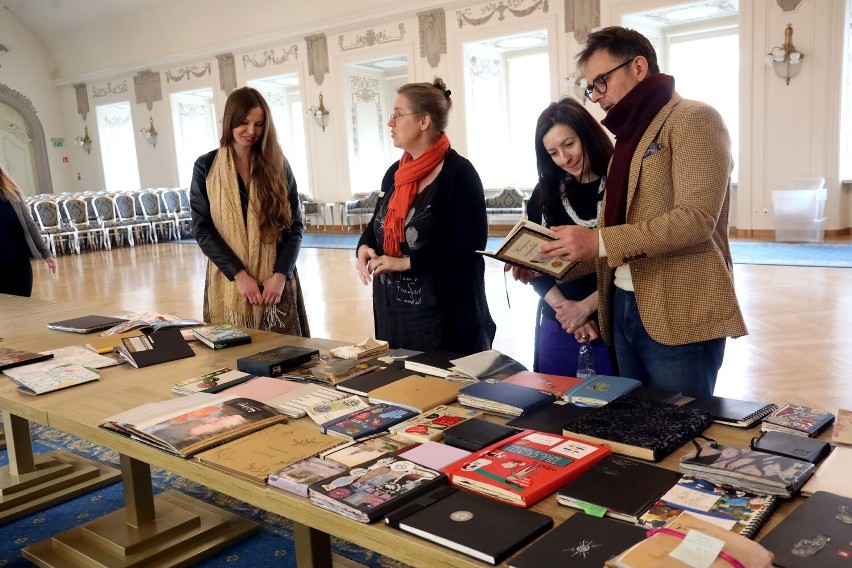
[{"x1": 51, "y1": 138, "x2": 63, "y2": 147}]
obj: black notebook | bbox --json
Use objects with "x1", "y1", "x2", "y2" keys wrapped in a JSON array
[
  {"x1": 750, "y1": 430, "x2": 832, "y2": 464},
  {"x1": 236, "y1": 344, "x2": 319, "y2": 377},
  {"x1": 509, "y1": 512, "x2": 646, "y2": 568},
  {"x1": 505, "y1": 401, "x2": 592, "y2": 434},
  {"x1": 335, "y1": 366, "x2": 420, "y2": 396},
  {"x1": 630, "y1": 385, "x2": 682, "y2": 404},
  {"x1": 760, "y1": 491, "x2": 852, "y2": 568},
  {"x1": 0, "y1": 347, "x2": 54, "y2": 371},
  {"x1": 403, "y1": 350, "x2": 462, "y2": 377},
  {"x1": 562, "y1": 394, "x2": 713, "y2": 462},
  {"x1": 46, "y1": 315, "x2": 128, "y2": 334},
  {"x1": 385, "y1": 485, "x2": 553, "y2": 565},
  {"x1": 683, "y1": 396, "x2": 778, "y2": 428},
  {"x1": 114, "y1": 327, "x2": 195, "y2": 368},
  {"x1": 442, "y1": 418, "x2": 516, "y2": 452},
  {"x1": 556, "y1": 454, "x2": 682, "y2": 523}
]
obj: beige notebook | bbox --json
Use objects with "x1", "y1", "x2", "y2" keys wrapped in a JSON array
[
  {"x1": 194, "y1": 423, "x2": 345, "y2": 485},
  {"x1": 367, "y1": 374, "x2": 461, "y2": 413}
]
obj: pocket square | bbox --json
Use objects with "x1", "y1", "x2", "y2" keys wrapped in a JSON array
[{"x1": 643, "y1": 142, "x2": 662, "y2": 158}]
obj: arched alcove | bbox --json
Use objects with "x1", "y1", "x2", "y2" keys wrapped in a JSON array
[{"x1": 0, "y1": 84, "x2": 53, "y2": 195}]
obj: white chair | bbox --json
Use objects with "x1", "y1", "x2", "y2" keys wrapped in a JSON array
[
  {"x1": 32, "y1": 199, "x2": 79, "y2": 255},
  {"x1": 138, "y1": 190, "x2": 178, "y2": 242}
]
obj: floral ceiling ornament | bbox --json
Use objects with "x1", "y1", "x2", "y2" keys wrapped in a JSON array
[
  {"x1": 133, "y1": 70, "x2": 162, "y2": 111},
  {"x1": 339, "y1": 24, "x2": 406, "y2": 52},
  {"x1": 456, "y1": 0, "x2": 549, "y2": 28},
  {"x1": 217, "y1": 53, "x2": 237, "y2": 93},
  {"x1": 565, "y1": 0, "x2": 599, "y2": 44},
  {"x1": 241, "y1": 46, "x2": 298, "y2": 70},
  {"x1": 166, "y1": 63, "x2": 212, "y2": 83},
  {"x1": 72, "y1": 83, "x2": 89, "y2": 120},
  {"x1": 418, "y1": 9, "x2": 447, "y2": 68},
  {"x1": 92, "y1": 81, "x2": 128, "y2": 98},
  {"x1": 777, "y1": 0, "x2": 802, "y2": 11},
  {"x1": 305, "y1": 34, "x2": 329, "y2": 86}
]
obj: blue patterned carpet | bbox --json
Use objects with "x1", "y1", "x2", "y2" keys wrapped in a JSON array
[
  {"x1": 0, "y1": 425, "x2": 409, "y2": 567},
  {"x1": 300, "y1": 234, "x2": 852, "y2": 268}
]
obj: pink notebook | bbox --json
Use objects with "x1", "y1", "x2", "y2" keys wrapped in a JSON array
[
  {"x1": 219, "y1": 377, "x2": 305, "y2": 402},
  {"x1": 398, "y1": 441, "x2": 471, "y2": 471}
]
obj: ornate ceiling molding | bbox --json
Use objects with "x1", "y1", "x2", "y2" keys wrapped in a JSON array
[
  {"x1": 92, "y1": 80, "x2": 128, "y2": 98},
  {"x1": 165, "y1": 63, "x2": 212, "y2": 84},
  {"x1": 242, "y1": 46, "x2": 298, "y2": 70},
  {"x1": 456, "y1": 0, "x2": 549, "y2": 28},
  {"x1": 339, "y1": 24, "x2": 406, "y2": 52}
]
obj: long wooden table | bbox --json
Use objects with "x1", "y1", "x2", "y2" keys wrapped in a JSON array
[{"x1": 0, "y1": 293, "x2": 816, "y2": 567}]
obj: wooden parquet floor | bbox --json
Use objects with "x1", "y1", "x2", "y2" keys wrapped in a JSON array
[{"x1": 27, "y1": 240, "x2": 852, "y2": 412}]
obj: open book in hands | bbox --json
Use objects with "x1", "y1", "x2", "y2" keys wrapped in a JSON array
[{"x1": 476, "y1": 219, "x2": 576, "y2": 279}]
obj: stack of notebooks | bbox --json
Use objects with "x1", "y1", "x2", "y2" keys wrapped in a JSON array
[
  {"x1": 679, "y1": 442, "x2": 816, "y2": 497},
  {"x1": 760, "y1": 402, "x2": 836, "y2": 437}
]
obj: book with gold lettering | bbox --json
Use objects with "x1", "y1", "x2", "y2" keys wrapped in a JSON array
[{"x1": 476, "y1": 219, "x2": 576, "y2": 278}]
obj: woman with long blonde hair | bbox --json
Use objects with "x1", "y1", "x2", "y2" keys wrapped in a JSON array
[
  {"x1": 0, "y1": 166, "x2": 56, "y2": 296},
  {"x1": 190, "y1": 87, "x2": 309, "y2": 335}
]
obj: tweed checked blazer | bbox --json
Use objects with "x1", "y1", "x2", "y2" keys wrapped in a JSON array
[{"x1": 596, "y1": 92, "x2": 748, "y2": 346}]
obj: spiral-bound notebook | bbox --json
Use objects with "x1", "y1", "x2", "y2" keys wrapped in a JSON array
[
  {"x1": 638, "y1": 474, "x2": 778, "y2": 539},
  {"x1": 683, "y1": 396, "x2": 778, "y2": 428}
]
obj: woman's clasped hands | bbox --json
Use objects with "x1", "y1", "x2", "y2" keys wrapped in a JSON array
[{"x1": 356, "y1": 245, "x2": 411, "y2": 285}]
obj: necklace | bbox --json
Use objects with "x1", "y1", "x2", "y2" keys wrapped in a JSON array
[{"x1": 559, "y1": 176, "x2": 605, "y2": 228}]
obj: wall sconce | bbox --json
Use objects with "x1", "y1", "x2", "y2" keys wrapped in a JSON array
[
  {"x1": 766, "y1": 23, "x2": 804, "y2": 85},
  {"x1": 306, "y1": 93, "x2": 330, "y2": 132},
  {"x1": 75, "y1": 126, "x2": 93, "y2": 154},
  {"x1": 565, "y1": 72, "x2": 587, "y2": 105},
  {"x1": 139, "y1": 116, "x2": 158, "y2": 147}
]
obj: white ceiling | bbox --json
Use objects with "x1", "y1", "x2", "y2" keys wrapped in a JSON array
[{"x1": 2, "y1": 0, "x2": 173, "y2": 38}]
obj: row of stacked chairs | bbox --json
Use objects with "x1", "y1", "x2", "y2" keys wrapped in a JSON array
[{"x1": 23, "y1": 188, "x2": 192, "y2": 256}]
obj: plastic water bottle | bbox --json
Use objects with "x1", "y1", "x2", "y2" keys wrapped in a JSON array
[{"x1": 577, "y1": 344, "x2": 595, "y2": 381}]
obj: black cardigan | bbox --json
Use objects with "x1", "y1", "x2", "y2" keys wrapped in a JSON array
[
  {"x1": 357, "y1": 148, "x2": 496, "y2": 355},
  {"x1": 190, "y1": 149, "x2": 303, "y2": 280}
]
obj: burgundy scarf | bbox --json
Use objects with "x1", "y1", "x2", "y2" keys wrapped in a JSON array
[{"x1": 600, "y1": 73, "x2": 675, "y2": 227}]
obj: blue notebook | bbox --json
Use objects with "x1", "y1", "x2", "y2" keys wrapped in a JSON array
[
  {"x1": 457, "y1": 381, "x2": 556, "y2": 417},
  {"x1": 562, "y1": 375, "x2": 641, "y2": 407}
]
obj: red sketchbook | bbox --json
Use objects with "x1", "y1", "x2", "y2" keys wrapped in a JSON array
[{"x1": 444, "y1": 429, "x2": 611, "y2": 507}]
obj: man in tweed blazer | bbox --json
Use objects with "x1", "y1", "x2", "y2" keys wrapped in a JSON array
[{"x1": 540, "y1": 27, "x2": 747, "y2": 397}]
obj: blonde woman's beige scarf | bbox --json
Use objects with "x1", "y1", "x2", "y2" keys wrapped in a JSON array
[{"x1": 205, "y1": 147, "x2": 286, "y2": 330}]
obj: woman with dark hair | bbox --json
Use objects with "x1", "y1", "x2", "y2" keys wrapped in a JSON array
[
  {"x1": 190, "y1": 87, "x2": 309, "y2": 335},
  {"x1": 355, "y1": 78, "x2": 495, "y2": 354},
  {"x1": 523, "y1": 97, "x2": 615, "y2": 375},
  {"x1": 0, "y1": 166, "x2": 56, "y2": 296}
]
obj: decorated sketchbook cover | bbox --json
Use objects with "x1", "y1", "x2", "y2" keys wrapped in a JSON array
[
  {"x1": 268, "y1": 457, "x2": 349, "y2": 496},
  {"x1": 561, "y1": 394, "x2": 713, "y2": 462},
  {"x1": 308, "y1": 453, "x2": 448, "y2": 523},
  {"x1": 367, "y1": 374, "x2": 461, "y2": 413},
  {"x1": 476, "y1": 219, "x2": 576, "y2": 279},
  {"x1": 502, "y1": 371, "x2": 584, "y2": 398},
  {"x1": 281, "y1": 355, "x2": 380, "y2": 386},
  {"x1": 0, "y1": 347, "x2": 54, "y2": 371},
  {"x1": 832, "y1": 407, "x2": 852, "y2": 446},
  {"x1": 194, "y1": 423, "x2": 344, "y2": 485},
  {"x1": 679, "y1": 443, "x2": 816, "y2": 496},
  {"x1": 320, "y1": 403, "x2": 418, "y2": 440},
  {"x1": 509, "y1": 511, "x2": 646, "y2": 568},
  {"x1": 761, "y1": 402, "x2": 836, "y2": 437},
  {"x1": 191, "y1": 324, "x2": 251, "y2": 349},
  {"x1": 171, "y1": 368, "x2": 255, "y2": 396},
  {"x1": 386, "y1": 485, "x2": 553, "y2": 565},
  {"x1": 389, "y1": 405, "x2": 483, "y2": 442},
  {"x1": 265, "y1": 383, "x2": 347, "y2": 419},
  {"x1": 562, "y1": 375, "x2": 641, "y2": 407},
  {"x1": 556, "y1": 454, "x2": 682, "y2": 523},
  {"x1": 305, "y1": 395, "x2": 372, "y2": 425},
  {"x1": 638, "y1": 475, "x2": 779, "y2": 539},
  {"x1": 751, "y1": 491, "x2": 852, "y2": 568},
  {"x1": 321, "y1": 434, "x2": 417, "y2": 467},
  {"x1": 445, "y1": 430, "x2": 611, "y2": 507},
  {"x1": 684, "y1": 395, "x2": 778, "y2": 428},
  {"x1": 12, "y1": 363, "x2": 99, "y2": 395}
]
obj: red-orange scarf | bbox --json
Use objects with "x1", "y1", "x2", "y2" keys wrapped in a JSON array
[{"x1": 383, "y1": 132, "x2": 450, "y2": 257}]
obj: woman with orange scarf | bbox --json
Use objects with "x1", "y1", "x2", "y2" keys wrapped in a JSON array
[{"x1": 356, "y1": 79, "x2": 495, "y2": 355}]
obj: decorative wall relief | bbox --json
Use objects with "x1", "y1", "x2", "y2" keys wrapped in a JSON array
[
  {"x1": 456, "y1": 0, "x2": 549, "y2": 28},
  {"x1": 217, "y1": 53, "x2": 237, "y2": 93},
  {"x1": 418, "y1": 9, "x2": 447, "y2": 68},
  {"x1": 305, "y1": 34, "x2": 329, "y2": 86},
  {"x1": 349, "y1": 74, "x2": 383, "y2": 157},
  {"x1": 92, "y1": 80, "x2": 128, "y2": 98},
  {"x1": 166, "y1": 63, "x2": 212, "y2": 83},
  {"x1": 339, "y1": 24, "x2": 406, "y2": 52},
  {"x1": 565, "y1": 0, "x2": 599, "y2": 44},
  {"x1": 777, "y1": 0, "x2": 802, "y2": 11},
  {"x1": 241, "y1": 46, "x2": 298, "y2": 70},
  {"x1": 133, "y1": 70, "x2": 162, "y2": 111},
  {"x1": 73, "y1": 83, "x2": 89, "y2": 120}
]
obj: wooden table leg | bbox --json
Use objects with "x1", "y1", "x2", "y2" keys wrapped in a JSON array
[
  {"x1": 22, "y1": 454, "x2": 259, "y2": 567},
  {"x1": 294, "y1": 521, "x2": 333, "y2": 568},
  {"x1": 0, "y1": 411, "x2": 121, "y2": 524}
]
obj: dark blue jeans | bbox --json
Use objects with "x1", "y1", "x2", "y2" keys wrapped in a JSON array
[{"x1": 612, "y1": 288, "x2": 725, "y2": 397}]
